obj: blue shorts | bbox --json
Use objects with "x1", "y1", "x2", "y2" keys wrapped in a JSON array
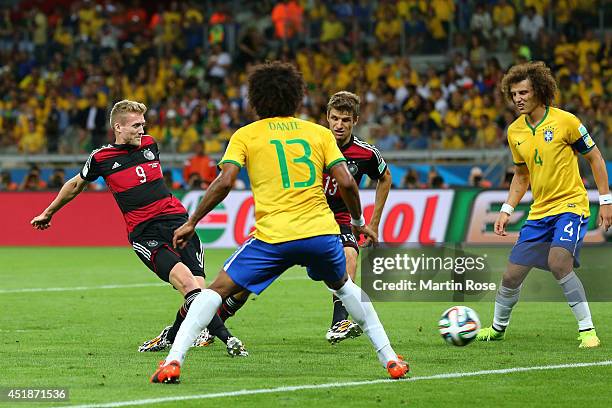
[
  {"x1": 223, "y1": 235, "x2": 346, "y2": 295},
  {"x1": 509, "y1": 212, "x2": 589, "y2": 270}
]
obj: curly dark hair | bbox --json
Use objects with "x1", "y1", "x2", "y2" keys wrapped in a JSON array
[
  {"x1": 327, "y1": 91, "x2": 360, "y2": 119},
  {"x1": 247, "y1": 61, "x2": 304, "y2": 118},
  {"x1": 501, "y1": 61, "x2": 557, "y2": 106}
]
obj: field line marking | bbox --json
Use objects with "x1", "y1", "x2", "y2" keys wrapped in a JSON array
[
  {"x1": 0, "y1": 278, "x2": 307, "y2": 294},
  {"x1": 58, "y1": 360, "x2": 612, "y2": 408},
  {"x1": 0, "y1": 282, "x2": 166, "y2": 294}
]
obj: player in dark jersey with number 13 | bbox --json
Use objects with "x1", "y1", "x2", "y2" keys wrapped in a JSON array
[
  {"x1": 323, "y1": 91, "x2": 392, "y2": 343},
  {"x1": 30, "y1": 100, "x2": 247, "y2": 357}
]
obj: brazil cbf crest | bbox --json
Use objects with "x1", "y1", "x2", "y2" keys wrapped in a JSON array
[
  {"x1": 143, "y1": 148, "x2": 155, "y2": 160},
  {"x1": 543, "y1": 127, "x2": 554, "y2": 143}
]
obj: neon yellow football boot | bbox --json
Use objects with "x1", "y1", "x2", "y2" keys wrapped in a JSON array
[
  {"x1": 476, "y1": 326, "x2": 505, "y2": 341},
  {"x1": 578, "y1": 329, "x2": 600, "y2": 348}
]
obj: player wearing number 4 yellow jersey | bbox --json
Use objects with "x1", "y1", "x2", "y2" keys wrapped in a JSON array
[
  {"x1": 476, "y1": 62, "x2": 612, "y2": 348},
  {"x1": 150, "y1": 62, "x2": 407, "y2": 384}
]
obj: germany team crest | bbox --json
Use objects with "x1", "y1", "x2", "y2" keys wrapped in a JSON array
[{"x1": 143, "y1": 148, "x2": 155, "y2": 160}]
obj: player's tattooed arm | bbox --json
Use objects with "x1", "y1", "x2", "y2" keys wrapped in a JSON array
[
  {"x1": 173, "y1": 163, "x2": 239, "y2": 248},
  {"x1": 495, "y1": 165, "x2": 530, "y2": 236},
  {"x1": 583, "y1": 146, "x2": 612, "y2": 231}
]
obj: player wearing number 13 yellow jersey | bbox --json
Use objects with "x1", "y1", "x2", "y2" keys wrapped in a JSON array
[
  {"x1": 219, "y1": 117, "x2": 344, "y2": 243},
  {"x1": 476, "y1": 62, "x2": 611, "y2": 349},
  {"x1": 151, "y1": 62, "x2": 407, "y2": 384}
]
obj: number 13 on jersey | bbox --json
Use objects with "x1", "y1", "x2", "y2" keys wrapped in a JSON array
[{"x1": 270, "y1": 138, "x2": 316, "y2": 189}]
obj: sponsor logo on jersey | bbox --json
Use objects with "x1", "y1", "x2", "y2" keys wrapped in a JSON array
[
  {"x1": 112, "y1": 162, "x2": 121, "y2": 169},
  {"x1": 143, "y1": 148, "x2": 155, "y2": 160}
]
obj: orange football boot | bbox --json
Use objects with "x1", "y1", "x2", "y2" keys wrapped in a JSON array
[
  {"x1": 386, "y1": 355, "x2": 409, "y2": 379},
  {"x1": 150, "y1": 360, "x2": 181, "y2": 384}
]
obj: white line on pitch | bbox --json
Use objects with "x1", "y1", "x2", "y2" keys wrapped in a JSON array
[
  {"x1": 58, "y1": 360, "x2": 612, "y2": 408},
  {"x1": 0, "y1": 277, "x2": 308, "y2": 294},
  {"x1": 0, "y1": 282, "x2": 166, "y2": 294}
]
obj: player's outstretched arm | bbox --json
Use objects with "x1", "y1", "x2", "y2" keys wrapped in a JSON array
[
  {"x1": 495, "y1": 164, "x2": 530, "y2": 236},
  {"x1": 364, "y1": 167, "x2": 392, "y2": 247},
  {"x1": 583, "y1": 146, "x2": 612, "y2": 231},
  {"x1": 173, "y1": 163, "x2": 239, "y2": 248},
  {"x1": 330, "y1": 161, "x2": 378, "y2": 244},
  {"x1": 30, "y1": 174, "x2": 89, "y2": 230}
]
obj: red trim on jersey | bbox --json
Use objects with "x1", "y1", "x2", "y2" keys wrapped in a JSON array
[
  {"x1": 335, "y1": 212, "x2": 351, "y2": 224},
  {"x1": 123, "y1": 196, "x2": 186, "y2": 233},
  {"x1": 106, "y1": 160, "x2": 163, "y2": 193},
  {"x1": 140, "y1": 135, "x2": 155, "y2": 147},
  {"x1": 340, "y1": 143, "x2": 374, "y2": 160},
  {"x1": 93, "y1": 147, "x2": 129, "y2": 162},
  {"x1": 92, "y1": 135, "x2": 155, "y2": 162}
]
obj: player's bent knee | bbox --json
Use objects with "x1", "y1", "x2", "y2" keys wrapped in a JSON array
[
  {"x1": 502, "y1": 263, "x2": 530, "y2": 288},
  {"x1": 325, "y1": 273, "x2": 349, "y2": 291},
  {"x1": 207, "y1": 269, "x2": 245, "y2": 299},
  {"x1": 168, "y1": 263, "x2": 199, "y2": 295},
  {"x1": 548, "y1": 246, "x2": 573, "y2": 274}
]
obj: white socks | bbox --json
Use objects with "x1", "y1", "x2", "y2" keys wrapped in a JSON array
[
  {"x1": 334, "y1": 279, "x2": 397, "y2": 367},
  {"x1": 558, "y1": 271, "x2": 594, "y2": 331},
  {"x1": 492, "y1": 284, "x2": 522, "y2": 331},
  {"x1": 165, "y1": 289, "x2": 222, "y2": 365}
]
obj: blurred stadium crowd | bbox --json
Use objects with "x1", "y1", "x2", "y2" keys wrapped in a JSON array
[{"x1": 0, "y1": 0, "x2": 610, "y2": 189}]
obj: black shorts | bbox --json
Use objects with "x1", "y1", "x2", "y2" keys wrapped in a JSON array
[
  {"x1": 339, "y1": 223, "x2": 359, "y2": 253},
  {"x1": 130, "y1": 217, "x2": 205, "y2": 283}
]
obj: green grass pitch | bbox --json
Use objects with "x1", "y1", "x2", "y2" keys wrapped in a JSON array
[{"x1": 1, "y1": 247, "x2": 611, "y2": 407}]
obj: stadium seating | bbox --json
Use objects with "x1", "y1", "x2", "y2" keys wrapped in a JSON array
[{"x1": 0, "y1": 0, "x2": 609, "y2": 189}]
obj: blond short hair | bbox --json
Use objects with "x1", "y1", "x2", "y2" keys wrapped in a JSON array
[
  {"x1": 109, "y1": 100, "x2": 147, "y2": 128},
  {"x1": 327, "y1": 91, "x2": 360, "y2": 119}
]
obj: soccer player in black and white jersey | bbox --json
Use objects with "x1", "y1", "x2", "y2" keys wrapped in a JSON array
[
  {"x1": 322, "y1": 91, "x2": 393, "y2": 343},
  {"x1": 30, "y1": 100, "x2": 248, "y2": 357}
]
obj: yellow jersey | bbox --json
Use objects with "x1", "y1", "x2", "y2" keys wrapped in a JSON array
[
  {"x1": 508, "y1": 106, "x2": 594, "y2": 220},
  {"x1": 220, "y1": 117, "x2": 346, "y2": 243}
]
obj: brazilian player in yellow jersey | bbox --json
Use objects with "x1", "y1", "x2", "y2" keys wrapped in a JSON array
[
  {"x1": 150, "y1": 62, "x2": 408, "y2": 384},
  {"x1": 477, "y1": 62, "x2": 612, "y2": 348}
]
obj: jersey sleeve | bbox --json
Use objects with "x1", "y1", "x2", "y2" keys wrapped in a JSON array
[
  {"x1": 322, "y1": 130, "x2": 346, "y2": 170},
  {"x1": 507, "y1": 129, "x2": 525, "y2": 165},
  {"x1": 366, "y1": 145, "x2": 388, "y2": 180},
  {"x1": 80, "y1": 152, "x2": 100, "y2": 181},
  {"x1": 567, "y1": 115, "x2": 596, "y2": 155},
  {"x1": 219, "y1": 130, "x2": 247, "y2": 169}
]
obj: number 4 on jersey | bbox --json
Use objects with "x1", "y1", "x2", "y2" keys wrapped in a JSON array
[{"x1": 534, "y1": 149, "x2": 543, "y2": 166}]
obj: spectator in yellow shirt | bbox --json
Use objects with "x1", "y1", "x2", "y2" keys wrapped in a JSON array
[
  {"x1": 493, "y1": 0, "x2": 516, "y2": 49},
  {"x1": 320, "y1": 13, "x2": 345, "y2": 42}
]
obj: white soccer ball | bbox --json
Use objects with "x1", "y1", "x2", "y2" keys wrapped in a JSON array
[{"x1": 438, "y1": 306, "x2": 481, "y2": 347}]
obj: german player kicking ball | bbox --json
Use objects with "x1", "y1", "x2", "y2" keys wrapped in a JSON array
[
  {"x1": 31, "y1": 100, "x2": 247, "y2": 357},
  {"x1": 476, "y1": 62, "x2": 612, "y2": 348}
]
